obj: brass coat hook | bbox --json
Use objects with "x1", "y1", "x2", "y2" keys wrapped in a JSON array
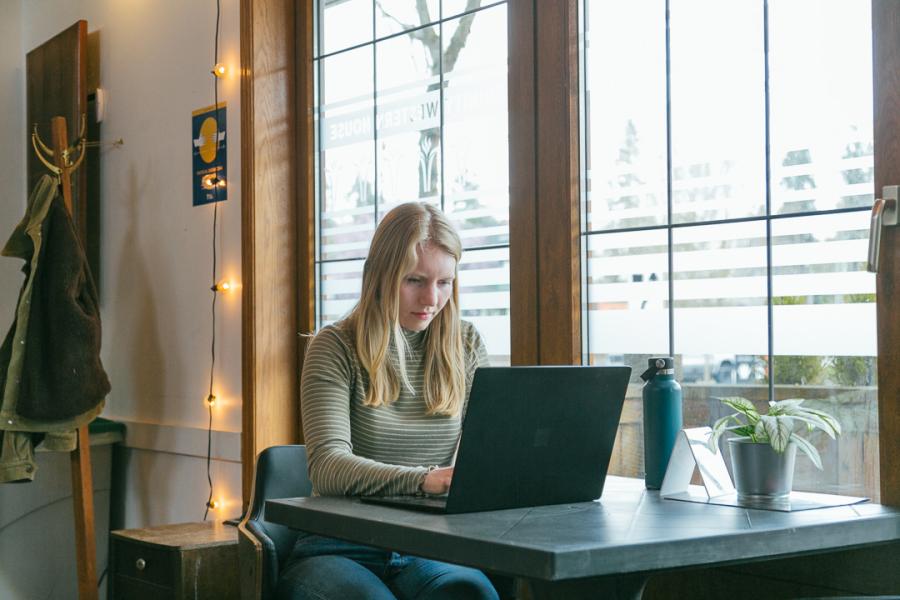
[{"x1": 32, "y1": 113, "x2": 88, "y2": 179}]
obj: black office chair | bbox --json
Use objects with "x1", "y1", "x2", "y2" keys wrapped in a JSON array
[{"x1": 238, "y1": 445, "x2": 313, "y2": 600}]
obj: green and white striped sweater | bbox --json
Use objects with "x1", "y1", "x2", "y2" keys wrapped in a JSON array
[{"x1": 300, "y1": 320, "x2": 489, "y2": 496}]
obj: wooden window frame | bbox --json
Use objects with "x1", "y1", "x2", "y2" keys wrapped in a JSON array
[
  {"x1": 509, "y1": 0, "x2": 582, "y2": 366},
  {"x1": 873, "y1": 0, "x2": 900, "y2": 506},
  {"x1": 241, "y1": 0, "x2": 900, "y2": 507}
]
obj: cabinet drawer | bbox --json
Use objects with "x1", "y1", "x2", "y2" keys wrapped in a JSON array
[
  {"x1": 111, "y1": 574, "x2": 172, "y2": 600},
  {"x1": 112, "y1": 538, "x2": 175, "y2": 587}
]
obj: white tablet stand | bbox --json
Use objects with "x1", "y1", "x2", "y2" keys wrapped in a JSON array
[{"x1": 660, "y1": 427, "x2": 735, "y2": 500}]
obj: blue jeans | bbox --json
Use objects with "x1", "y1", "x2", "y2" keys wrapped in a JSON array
[{"x1": 277, "y1": 532, "x2": 502, "y2": 600}]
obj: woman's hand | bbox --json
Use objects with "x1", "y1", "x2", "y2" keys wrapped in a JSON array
[{"x1": 421, "y1": 466, "x2": 454, "y2": 495}]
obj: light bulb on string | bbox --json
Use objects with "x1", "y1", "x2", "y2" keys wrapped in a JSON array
[
  {"x1": 212, "y1": 63, "x2": 227, "y2": 78},
  {"x1": 206, "y1": 394, "x2": 217, "y2": 407},
  {"x1": 201, "y1": 174, "x2": 226, "y2": 190},
  {"x1": 211, "y1": 279, "x2": 239, "y2": 293}
]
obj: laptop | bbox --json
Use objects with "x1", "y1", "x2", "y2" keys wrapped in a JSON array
[{"x1": 361, "y1": 365, "x2": 631, "y2": 514}]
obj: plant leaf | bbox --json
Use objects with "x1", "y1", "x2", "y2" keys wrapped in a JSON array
[
  {"x1": 753, "y1": 418, "x2": 769, "y2": 442},
  {"x1": 791, "y1": 433, "x2": 823, "y2": 470},
  {"x1": 719, "y1": 397, "x2": 759, "y2": 426},
  {"x1": 759, "y1": 415, "x2": 793, "y2": 452},
  {"x1": 770, "y1": 399, "x2": 805, "y2": 411},
  {"x1": 707, "y1": 415, "x2": 736, "y2": 453},
  {"x1": 730, "y1": 425, "x2": 756, "y2": 439},
  {"x1": 768, "y1": 400, "x2": 842, "y2": 440},
  {"x1": 712, "y1": 414, "x2": 734, "y2": 430},
  {"x1": 783, "y1": 413, "x2": 836, "y2": 439},
  {"x1": 802, "y1": 408, "x2": 843, "y2": 437}
]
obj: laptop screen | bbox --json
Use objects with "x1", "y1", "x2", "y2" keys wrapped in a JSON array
[{"x1": 446, "y1": 365, "x2": 631, "y2": 513}]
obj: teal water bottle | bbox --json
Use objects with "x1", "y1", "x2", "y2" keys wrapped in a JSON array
[{"x1": 641, "y1": 357, "x2": 683, "y2": 490}]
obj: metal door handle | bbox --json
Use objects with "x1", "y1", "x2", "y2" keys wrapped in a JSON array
[{"x1": 867, "y1": 186, "x2": 899, "y2": 273}]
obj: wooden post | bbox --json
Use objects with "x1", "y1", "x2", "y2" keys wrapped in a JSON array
[
  {"x1": 51, "y1": 115, "x2": 98, "y2": 600},
  {"x1": 509, "y1": 0, "x2": 582, "y2": 366},
  {"x1": 240, "y1": 0, "x2": 300, "y2": 509}
]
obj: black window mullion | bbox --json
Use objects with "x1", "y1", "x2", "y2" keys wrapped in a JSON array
[
  {"x1": 372, "y1": 0, "x2": 379, "y2": 225},
  {"x1": 315, "y1": 52, "x2": 325, "y2": 329},
  {"x1": 763, "y1": 0, "x2": 775, "y2": 403},
  {"x1": 439, "y1": 19, "x2": 445, "y2": 213},
  {"x1": 665, "y1": 0, "x2": 675, "y2": 359}
]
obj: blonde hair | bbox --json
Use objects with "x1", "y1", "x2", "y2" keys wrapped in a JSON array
[{"x1": 344, "y1": 202, "x2": 465, "y2": 416}]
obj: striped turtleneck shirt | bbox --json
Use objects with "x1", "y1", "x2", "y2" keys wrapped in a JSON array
[{"x1": 300, "y1": 320, "x2": 489, "y2": 497}]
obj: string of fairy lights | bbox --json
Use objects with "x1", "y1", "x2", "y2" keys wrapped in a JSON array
[{"x1": 203, "y1": 0, "x2": 233, "y2": 521}]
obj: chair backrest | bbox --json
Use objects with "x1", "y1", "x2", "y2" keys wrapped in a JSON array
[{"x1": 243, "y1": 444, "x2": 313, "y2": 600}]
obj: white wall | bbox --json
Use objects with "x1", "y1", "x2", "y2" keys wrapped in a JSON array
[
  {"x1": 0, "y1": 0, "x2": 26, "y2": 308},
  {"x1": 1, "y1": 1, "x2": 244, "y2": 597},
  {"x1": 0, "y1": 446, "x2": 113, "y2": 599}
]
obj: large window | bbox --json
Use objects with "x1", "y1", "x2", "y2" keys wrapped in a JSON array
[
  {"x1": 314, "y1": 0, "x2": 511, "y2": 363},
  {"x1": 310, "y1": 0, "x2": 878, "y2": 498},
  {"x1": 582, "y1": 0, "x2": 877, "y2": 498}
]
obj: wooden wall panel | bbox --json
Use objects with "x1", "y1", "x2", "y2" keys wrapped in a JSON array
[
  {"x1": 26, "y1": 21, "x2": 87, "y2": 243},
  {"x1": 873, "y1": 0, "x2": 900, "y2": 507},
  {"x1": 241, "y1": 0, "x2": 299, "y2": 504}
]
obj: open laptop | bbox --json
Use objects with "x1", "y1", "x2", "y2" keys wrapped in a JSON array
[{"x1": 361, "y1": 365, "x2": 631, "y2": 514}]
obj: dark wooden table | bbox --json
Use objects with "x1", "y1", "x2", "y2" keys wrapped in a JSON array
[{"x1": 266, "y1": 476, "x2": 900, "y2": 599}]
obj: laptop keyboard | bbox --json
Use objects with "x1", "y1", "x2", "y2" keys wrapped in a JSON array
[{"x1": 362, "y1": 495, "x2": 449, "y2": 512}]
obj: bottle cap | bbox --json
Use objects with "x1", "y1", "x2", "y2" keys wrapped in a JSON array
[{"x1": 640, "y1": 357, "x2": 674, "y2": 381}]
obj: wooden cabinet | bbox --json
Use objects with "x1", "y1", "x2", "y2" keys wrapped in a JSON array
[{"x1": 109, "y1": 521, "x2": 238, "y2": 600}]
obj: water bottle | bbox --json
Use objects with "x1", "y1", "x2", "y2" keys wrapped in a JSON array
[{"x1": 641, "y1": 357, "x2": 683, "y2": 490}]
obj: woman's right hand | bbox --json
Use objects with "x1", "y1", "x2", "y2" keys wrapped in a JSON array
[{"x1": 421, "y1": 466, "x2": 454, "y2": 495}]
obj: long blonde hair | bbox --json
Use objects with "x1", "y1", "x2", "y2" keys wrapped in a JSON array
[{"x1": 345, "y1": 202, "x2": 465, "y2": 416}]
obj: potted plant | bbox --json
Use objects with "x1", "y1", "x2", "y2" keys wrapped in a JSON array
[{"x1": 707, "y1": 397, "x2": 842, "y2": 499}]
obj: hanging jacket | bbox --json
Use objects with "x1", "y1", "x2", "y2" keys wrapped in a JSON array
[{"x1": 0, "y1": 175, "x2": 109, "y2": 481}]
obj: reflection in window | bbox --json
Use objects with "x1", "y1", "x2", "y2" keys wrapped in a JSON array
[
  {"x1": 315, "y1": 1, "x2": 510, "y2": 364},
  {"x1": 583, "y1": 0, "x2": 876, "y2": 499}
]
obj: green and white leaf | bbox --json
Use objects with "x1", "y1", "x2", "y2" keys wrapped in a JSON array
[
  {"x1": 790, "y1": 433, "x2": 823, "y2": 470},
  {"x1": 720, "y1": 397, "x2": 759, "y2": 420},
  {"x1": 769, "y1": 398, "x2": 804, "y2": 409},
  {"x1": 757, "y1": 415, "x2": 794, "y2": 452},
  {"x1": 707, "y1": 418, "x2": 747, "y2": 454},
  {"x1": 802, "y1": 407, "x2": 843, "y2": 437},
  {"x1": 781, "y1": 412, "x2": 837, "y2": 439},
  {"x1": 707, "y1": 414, "x2": 734, "y2": 453}
]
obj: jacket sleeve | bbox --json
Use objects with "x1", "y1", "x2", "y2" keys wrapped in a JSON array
[{"x1": 300, "y1": 327, "x2": 429, "y2": 496}]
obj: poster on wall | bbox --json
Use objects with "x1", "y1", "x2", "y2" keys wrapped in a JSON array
[{"x1": 192, "y1": 102, "x2": 227, "y2": 206}]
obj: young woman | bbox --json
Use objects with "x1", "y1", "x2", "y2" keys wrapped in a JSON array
[{"x1": 277, "y1": 202, "x2": 502, "y2": 600}]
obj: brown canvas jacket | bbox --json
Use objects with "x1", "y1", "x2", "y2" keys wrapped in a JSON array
[{"x1": 0, "y1": 175, "x2": 109, "y2": 433}]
